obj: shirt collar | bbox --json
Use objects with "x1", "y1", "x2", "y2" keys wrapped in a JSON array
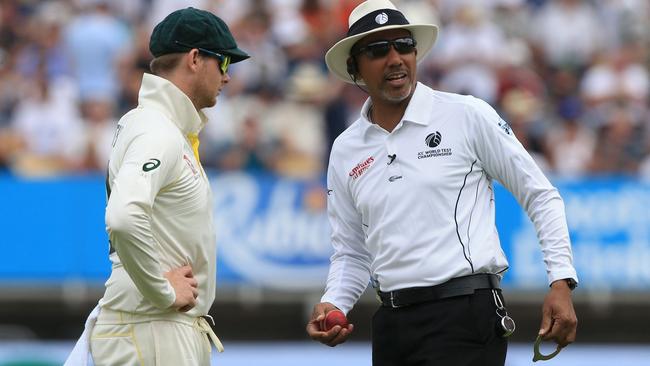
[
  {"x1": 137, "y1": 73, "x2": 208, "y2": 135},
  {"x1": 358, "y1": 82, "x2": 433, "y2": 138},
  {"x1": 402, "y1": 82, "x2": 433, "y2": 126}
]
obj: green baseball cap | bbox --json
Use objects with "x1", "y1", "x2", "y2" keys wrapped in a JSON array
[{"x1": 149, "y1": 7, "x2": 250, "y2": 63}]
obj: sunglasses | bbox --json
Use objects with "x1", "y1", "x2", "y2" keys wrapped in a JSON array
[
  {"x1": 174, "y1": 41, "x2": 231, "y2": 74},
  {"x1": 352, "y1": 37, "x2": 417, "y2": 59}
]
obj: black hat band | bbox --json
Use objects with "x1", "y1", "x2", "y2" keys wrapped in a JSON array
[{"x1": 347, "y1": 9, "x2": 409, "y2": 37}]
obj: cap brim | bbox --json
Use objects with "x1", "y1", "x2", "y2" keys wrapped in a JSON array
[
  {"x1": 325, "y1": 24, "x2": 438, "y2": 84},
  {"x1": 222, "y1": 47, "x2": 250, "y2": 63}
]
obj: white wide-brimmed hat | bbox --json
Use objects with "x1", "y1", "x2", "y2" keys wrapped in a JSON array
[{"x1": 325, "y1": 0, "x2": 439, "y2": 84}]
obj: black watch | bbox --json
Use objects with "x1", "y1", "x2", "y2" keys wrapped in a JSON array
[{"x1": 563, "y1": 278, "x2": 577, "y2": 291}]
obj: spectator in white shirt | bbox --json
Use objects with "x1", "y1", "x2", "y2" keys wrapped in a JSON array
[{"x1": 530, "y1": 0, "x2": 602, "y2": 69}]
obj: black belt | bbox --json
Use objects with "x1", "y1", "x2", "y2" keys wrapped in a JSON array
[{"x1": 377, "y1": 274, "x2": 501, "y2": 308}]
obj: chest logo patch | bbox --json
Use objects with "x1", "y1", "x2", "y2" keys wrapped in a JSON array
[
  {"x1": 418, "y1": 131, "x2": 452, "y2": 159},
  {"x1": 425, "y1": 131, "x2": 442, "y2": 148},
  {"x1": 349, "y1": 156, "x2": 374, "y2": 179}
]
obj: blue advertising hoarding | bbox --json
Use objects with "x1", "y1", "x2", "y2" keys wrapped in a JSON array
[
  {"x1": 212, "y1": 172, "x2": 331, "y2": 289},
  {"x1": 1, "y1": 173, "x2": 649, "y2": 291}
]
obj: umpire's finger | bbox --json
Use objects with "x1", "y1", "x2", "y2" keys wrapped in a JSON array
[
  {"x1": 310, "y1": 324, "x2": 342, "y2": 344},
  {"x1": 549, "y1": 317, "x2": 576, "y2": 348},
  {"x1": 326, "y1": 323, "x2": 354, "y2": 347},
  {"x1": 538, "y1": 309, "x2": 554, "y2": 339}
]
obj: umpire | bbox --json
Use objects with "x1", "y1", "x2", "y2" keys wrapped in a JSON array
[{"x1": 306, "y1": 1, "x2": 578, "y2": 365}]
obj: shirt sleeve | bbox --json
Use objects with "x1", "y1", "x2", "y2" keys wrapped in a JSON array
[
  {"x1": 105, "y1": 127, "x2": 182, "y2": 309},
  {"x1": 468, "y1": 98, "x2": 578, "y2": 286},
  {"x1": 320, "y1": 154, "x2": 372, "y2": 314}
]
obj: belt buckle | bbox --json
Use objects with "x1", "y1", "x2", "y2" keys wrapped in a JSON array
[{"x1": 389, "y1": 291, "x2": 403, "y2": 308}]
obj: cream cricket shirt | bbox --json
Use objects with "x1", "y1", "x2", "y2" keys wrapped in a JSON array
[
  {"x1": 322, "y1": 83, "x2": 578, "y2": 313},
  {"x1": 101, "y1": 73, "x2": 216, "y2": 317}
]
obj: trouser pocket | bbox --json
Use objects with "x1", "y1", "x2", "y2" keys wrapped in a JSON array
[{"x1": 91, "y1": 323, "x2": 145, "y2": 366}]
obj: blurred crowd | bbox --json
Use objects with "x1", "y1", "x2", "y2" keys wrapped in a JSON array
[{"x1": 0, "y1": 0, "x2": 649, "y2": 180}]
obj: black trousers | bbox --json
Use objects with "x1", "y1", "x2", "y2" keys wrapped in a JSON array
[{"x1": 372, "y1": 289, "x2": 508, "y2": 366}]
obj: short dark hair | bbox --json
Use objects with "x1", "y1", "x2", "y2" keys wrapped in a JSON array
[{"x1": 149, "y1": 53, "x2": 184, "y2": 75}]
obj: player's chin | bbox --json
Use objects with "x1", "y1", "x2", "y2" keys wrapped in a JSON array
[{"x1": 206, "y1": 96, "x2": 218, "y2": 108}]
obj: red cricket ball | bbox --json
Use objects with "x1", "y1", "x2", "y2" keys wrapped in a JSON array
[{"x1": 321, "y1": 309, "x2": 349, "y2": 331}]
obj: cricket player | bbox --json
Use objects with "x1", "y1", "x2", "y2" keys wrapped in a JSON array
[{"x1": 65, "y1": 7, "x2": 249, "y2": 366}]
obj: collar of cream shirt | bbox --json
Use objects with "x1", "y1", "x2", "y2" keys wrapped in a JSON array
[
  {"x1": 137, "y1": 73, "x2": 208, "y2": 136},
  {"x1": 359, "y1": 82, "x2": 434, "y2": 138}
]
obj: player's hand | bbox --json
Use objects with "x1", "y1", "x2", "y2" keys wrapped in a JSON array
[
  {"x1": 306, "y1": 302, "x2": 354, "y2": 347},
  {"x1": 538, "y1": 280, "x2": 577, "y2": 348},
  {"x1": 164, "y1": 265, "x2": 198, "y2": 312}
]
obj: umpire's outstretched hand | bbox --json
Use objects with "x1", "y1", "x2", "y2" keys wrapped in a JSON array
[
  {"x1": 307, "y1": 302, "x2": 354, "y2": 347},
  {"x1": 539, "y1": 280, "x2": 577, "y2": 348}
]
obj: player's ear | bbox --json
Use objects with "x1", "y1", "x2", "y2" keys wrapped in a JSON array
[{"x1": 186, "y1": 49, "x2": 201, "y2": 70}]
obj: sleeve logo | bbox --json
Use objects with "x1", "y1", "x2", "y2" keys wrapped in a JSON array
[
  {"x1": 142, "y1": 158, "x2": 161, "y2": 172},
  {"x1": 498, "y1": 118, "x2": 512, "y2": 135}
]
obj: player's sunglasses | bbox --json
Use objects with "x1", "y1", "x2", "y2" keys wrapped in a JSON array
[
  {"x1": 352, "y1": 37, "x2": 417, "y2": 59},
  {"x1": 174, "y1": 41, "x2": 231, "y2": 74}
]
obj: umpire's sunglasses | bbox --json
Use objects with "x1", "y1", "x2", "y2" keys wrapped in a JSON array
[
  {"x1": 174, "y1": 41, "x2": 231, "y2": 74},
  {"x1": 352, "y1": 37, "x2": 417, "y2": 59}
]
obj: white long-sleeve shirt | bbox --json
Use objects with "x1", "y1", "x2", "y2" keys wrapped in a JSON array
[
  {"x1": 322, "y1": 83, "x2": 577, "y2": 313},
  {"x1": 101, "y1": 73, "x2": 216, "y2": 317}
]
